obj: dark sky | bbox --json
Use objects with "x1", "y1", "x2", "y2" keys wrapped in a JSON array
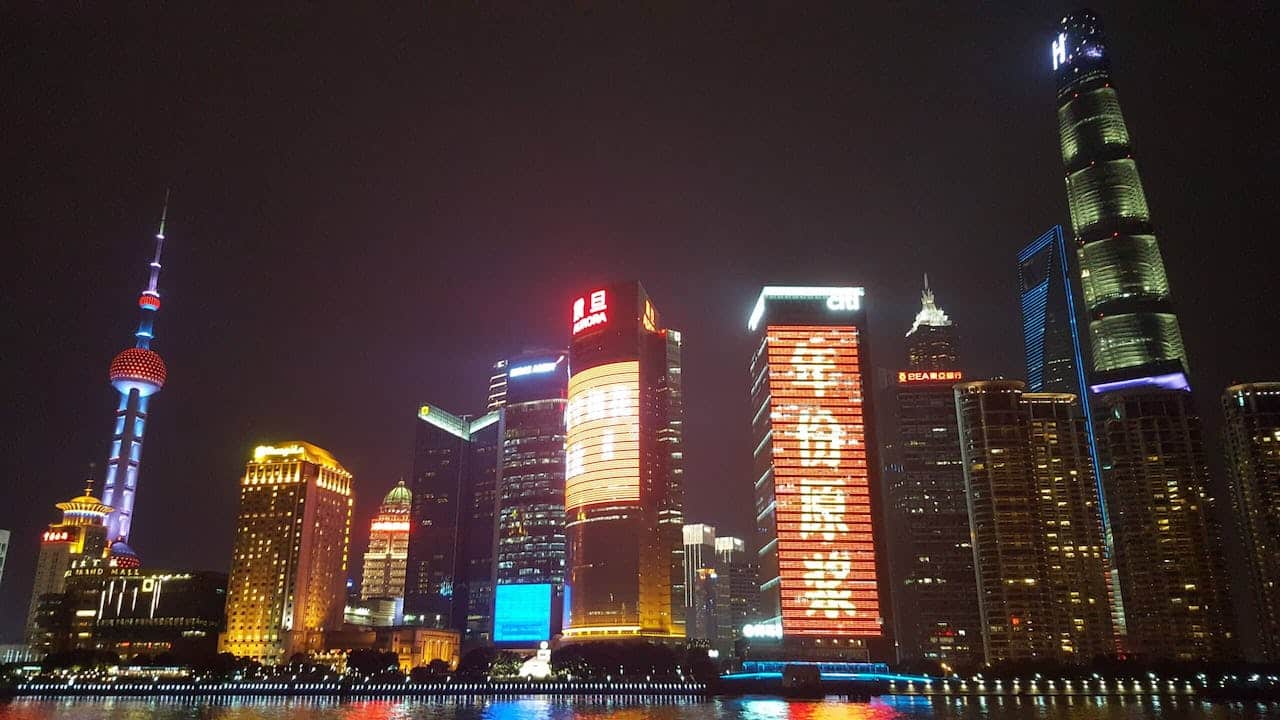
[{"x1": 3, "y1": 3, "x2": 1276, "y2": 642}]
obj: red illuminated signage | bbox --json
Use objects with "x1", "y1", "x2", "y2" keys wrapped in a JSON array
[
  {"x1": 572, "y1": 289, "x2": 609, "y2": 335},
  {"x1": 42, "y1": 530, "x2": 71, "y2": 543},
  {"x1": 897, "y1": 370, "x2": 963, "y2": 384},
  {"x1": 565, "y1": 361, "x2": 639, "y2": 510},
  {"x1": 768, "y1": 325, "x2": 881, "y2": 637}
]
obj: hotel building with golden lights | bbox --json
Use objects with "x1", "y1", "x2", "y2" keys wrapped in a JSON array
[{"x1": 219, "y1": 442, "x2": 353, "y2": 663}]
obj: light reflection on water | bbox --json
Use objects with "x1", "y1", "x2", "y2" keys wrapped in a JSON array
[{"x1": 0, "y1": 696, "x2": 1274, "y2": 720}]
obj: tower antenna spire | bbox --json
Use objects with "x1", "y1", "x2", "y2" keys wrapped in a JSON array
[{"x1": 146, "y1": 188, "x2": 169, "y2": 294}]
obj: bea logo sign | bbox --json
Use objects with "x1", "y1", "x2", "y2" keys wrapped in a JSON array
[{"x1": 826, "y1": 288, "x2": 864, "y2": 312}]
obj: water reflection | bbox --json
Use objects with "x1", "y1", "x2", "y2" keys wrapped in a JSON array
[{"x1": 1, "y1": 696, "x2": 1276, "y2": 720}]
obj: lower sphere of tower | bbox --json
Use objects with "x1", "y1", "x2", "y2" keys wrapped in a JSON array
[{"x1": 109, "y1": 347, "x2": 167, "y2": 396}]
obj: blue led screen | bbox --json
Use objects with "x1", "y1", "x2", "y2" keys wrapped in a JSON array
[{"x1": 494, "y1": 583, "x2": 552, "y2": 643}]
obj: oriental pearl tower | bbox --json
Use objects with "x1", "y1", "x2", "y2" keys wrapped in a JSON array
[{"x1": 100, "y1": 195, "x2": 171, "y2": 566}]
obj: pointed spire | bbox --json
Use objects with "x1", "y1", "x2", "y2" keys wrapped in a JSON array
[
  {"x1": 146, "y1": 189, "x2": 169, "y2": 293},
  {"x1": 84, "y1": 462, "x2": 97, "y2": 496},
  {"x1": 908, "y1": 272, "x2": 953, "y2": 336}
]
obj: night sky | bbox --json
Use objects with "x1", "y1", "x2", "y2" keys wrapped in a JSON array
[{"x1": 3, "y1": 4, "x2": 1277, "y2": 643}]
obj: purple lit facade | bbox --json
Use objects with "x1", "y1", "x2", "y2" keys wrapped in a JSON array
[{"x1": 1089, "y1": 371, "x2": 1190, "y2": 395}]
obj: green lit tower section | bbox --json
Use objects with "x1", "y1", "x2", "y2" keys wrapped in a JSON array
[{"x1": 1054, "y1": 10, "x2": 1186, "y2": 375}]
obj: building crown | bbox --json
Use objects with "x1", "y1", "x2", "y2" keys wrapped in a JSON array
[{"x1": 908, "y1": 274, "x2": 953, "y2": 336}]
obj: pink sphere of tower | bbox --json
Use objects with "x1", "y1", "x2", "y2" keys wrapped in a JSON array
[{"x1": 109, "y1": 347, "x2": 167, "y2": 396}]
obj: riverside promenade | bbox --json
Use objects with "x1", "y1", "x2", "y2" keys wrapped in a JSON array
[{"x1": 7, "y1": 679, "x2": 709, "y2": 698}]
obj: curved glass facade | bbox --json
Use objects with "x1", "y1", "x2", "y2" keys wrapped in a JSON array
[
  {"x1": 1056, "y1": 12, "x2": 1187, "y2": 376},
  {"x1": 1065, "y1": 160, "x2": 1150, "y2": 233},
  {"x1": 1058, "y1": 87, "x2": 1130, "y2": 166},
  {"x1": 1088, "y1": 313, "x2": 1186, "y2": 373},
  {"x1": 1078, "y1": 234, "x2": 1171, "y2": 307}
]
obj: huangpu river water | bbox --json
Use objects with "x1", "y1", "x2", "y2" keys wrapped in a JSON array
[{"x1": 0, "y1": 696, "x2": 1275, "y2": 720}]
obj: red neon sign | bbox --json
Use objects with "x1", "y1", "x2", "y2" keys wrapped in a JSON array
[
  {"x1": 572, "y1": 290, "x2": 609, "y2": 335},
  {"x1": 897, "y1": 370, "x2": 963, "y2": 384},
  {"x1": 768, "y1": 325, "x2": 882, "y2": 637},
  {"x1": 42, "y1": 530, "x2": 71, "y2": 543}
]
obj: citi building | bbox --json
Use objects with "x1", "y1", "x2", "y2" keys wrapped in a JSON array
[{"x1": 746, "y1": 286, "x2": 891, "y2": 660}]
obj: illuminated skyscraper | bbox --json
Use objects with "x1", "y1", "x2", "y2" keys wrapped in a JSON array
[
  {"x1": 361, "y1": 481, "x2": 412, "y2": 600},
  {"x1": 563, "y1": 282, "x2": 684, "y2": 641},
  {"x1": 1222, "y1": 383, "x2": 1280, "y2": 661},
  {"x1": 888, "y1": 282, "x2": 979, "y2": 667},
  {"x1": 492, "y1": 351, "x2": 569, "y2": 646},
  {"x1": 715, "y1": 536, "x2": 761, "y2": 651},
  {"x1": 99, "y1": 198, "x2": 172, "y2": 564},
  {"x1": 487, "y1": 359, "x2": 509, "y2": 412},
  {"x1": 405, "y1": 405, "x2": 499, "y2": 643},
  {"x1": 1053, "y1": 9, "x2": 1231, "y2": 660},
  {"x1": 955, "y1": 381, "x2": 1112, "y2": 664},
  {"x1": 682, "y1": 528, "x2": 760, "y2": 654},
  {"x1": 1018, "y1": 226, "x2": 1118, "y2": 639},
  {"x1": 1019, "y1": 226, "x2": 1088, "y2": 395},
  {"x1": 905, "y1": 276, "x2": 958, "y2": 370},
  {"x1": 219, "y1": 443, "x2": 353, "y2": 663},
  {"x1": 659, "y1": 331, "x2": 687, "y2": 634},
  {"x1": 746, "y1": 286, "x2": 890, "y2": 661},
  {"x1": 24, "y1": 477, "x2": 112, "y2": 647},
  {"x1": 682, "y1": 524, "x2": 717, "y2": 639}
]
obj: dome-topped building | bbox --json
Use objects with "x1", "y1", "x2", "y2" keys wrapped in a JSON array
[
  {"x1": 382, "y1": 480, "x2": 412, "y2": 509},
  {"x1": 361, "y1": 480, "x2": 412, "y2": 601}
]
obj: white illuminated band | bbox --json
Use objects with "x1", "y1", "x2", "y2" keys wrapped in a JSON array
[
  {"x1": 747, "y1": 286, "x2": 866, "y2": 331},
  {"x1": 742, "y1": 622, "x2": 783, "y2": 639},
  {"x1": 1052, "y1": 32, "x2": 1067, "y2": 70},
  {"x1": 509, "y1": 356, "x2": 564, "y2": 378}
]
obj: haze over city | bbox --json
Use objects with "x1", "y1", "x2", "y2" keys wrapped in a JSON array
[{"x1": 3, "y1": 1, "x2": 1277, "y2": 677}]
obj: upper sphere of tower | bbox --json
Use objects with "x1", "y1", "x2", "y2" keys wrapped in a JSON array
[{"x1": 109, "y1": 347, "x2": 167, "y2": 396}]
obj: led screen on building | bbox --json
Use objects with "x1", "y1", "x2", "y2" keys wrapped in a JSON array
[
  {"x1": 565, "y1": 361, "x2": 640, "y2": 510},
  {"x1": 493, "y1": 583, "x2": 553, "y2": 643},
  {"x1": 767, "y1": 325, "x2": 881, "y2": 637}
]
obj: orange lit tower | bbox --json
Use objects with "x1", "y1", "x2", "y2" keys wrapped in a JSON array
[
  {"x1": 24, "y1": 476, "x2": 112, "y2": 647},
  {"x1": 745, "y1": 286, "x2": 891, "y2": 661},
  {"x1": 99, "y1": 196, "x2": 172, "y2": 565},
  {"x1": 563, "y1": 282, "x2": 684, "y2": 641},
  {"x1": 220, "y1": 442, "x2": 353, "y2": 663},
  {"x1": 361, "y1": 481, "x2": 412, "y2": 600}
]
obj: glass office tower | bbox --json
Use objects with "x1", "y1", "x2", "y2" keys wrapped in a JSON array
[
  {"x1": 1052, "y1": 9, "x2": 1231, "y2": 660},
  {"x1": 889, "y1": 281, "x2": 980, "y2": 667},
  {"x1": 492, "y1": 351, "x2": 569, "y2": 646}
]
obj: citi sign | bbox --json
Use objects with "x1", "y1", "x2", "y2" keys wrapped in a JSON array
[
  {"x1": 572, "y1": 289, "x2": 609, "y2": 335},
  {"x1": 826, "y1": 288, "x2": 864, "y2": 311}
]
